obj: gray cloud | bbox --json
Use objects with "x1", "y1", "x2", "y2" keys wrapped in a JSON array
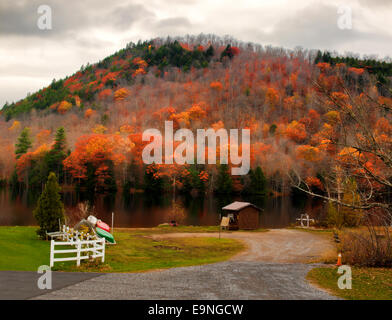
[
  {"x1": 357, "y1": 0, "x2": 392, "y2": 8},
  {"x1": 0, "y1": 0, "x2": 88, "y2": 36},
  {"x1": 252, "y1": 3, "x2": 391, "y2": 53},
  {"x1": 0, "y1": 0, "x2": 154, "y2": 37},
  {"x1": 106, "y1": 4, "x2": 155, "y2": 30},
  {"x1": 0, "y1": 1, "x2": 43, "y2": 36},
  {"x1": 0, "y1": 0, "x2": 391, "y2": 107},
  {"x1": 155, "y1": 17, "x2": 192, "y2": 30}
]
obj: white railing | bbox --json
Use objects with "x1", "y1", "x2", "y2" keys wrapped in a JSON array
[{"x1": 50, "y1": 238, "x2": 105, "y2": 267}]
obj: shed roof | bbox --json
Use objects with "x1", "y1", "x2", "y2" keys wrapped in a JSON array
[{"x1": 222, "y1": 201, "x2": 262, "y2": 212}]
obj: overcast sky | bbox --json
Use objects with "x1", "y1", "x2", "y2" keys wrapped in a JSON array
[{"x1": 1, "y1": 0, "x2": 391, "y2": 107}]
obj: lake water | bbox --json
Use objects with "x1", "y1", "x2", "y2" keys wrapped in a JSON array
[{"x1": 0, "y1": 187, "x2": 327, "y2": 228}]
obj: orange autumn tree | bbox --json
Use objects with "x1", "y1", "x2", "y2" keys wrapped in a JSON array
[
  {"x1": 210, "y1": 81, "x2": 223, "y2": 91},
  {"x1": 92, "y1": 124, "x2": 108, "y2": 134},
  {"x1": 114, "y1": 88, "x2": 130, "y2": 101},
  {"x1": 84, "y1": 108, "x2": 95, "y2": 118},
  {"x1": 285, "y1": 120, "x2": 307, "y2": 142},
  {"x1": 266, "y1": 87, "x2": 279, "y2": 106},
  {"x1": 146, "y1": 163, "x2": 209, "y2": 195},
  {"x1": 36, "y1": 129, "x2": 51, "y2": 144},
  {"x1": 296, "y1": 145, "x2": 322, "y2": 162},
  {"x1": 98, "y1": 88, "x2": 113, "y2": 100},
  {"x1": 63, "y1": 134, "x2": 126, "y2": 191},
  {"x1": 170, "y1": 104, "x2": 207, "y2": 128},
  {"x1": 57, "y1": 101, "x2": 72, "y2": 114},
  {"x1": 16, "y1": 144, "x2": 50, "y2": 184},
  {"x1": 305, "y1": 176, "x2": 324, "y2": 192},
  {"x1": 127, "y1": 133, "x2": 147, "y2": 166},
  {"x1": 8, "y1": 120, "x2": 21, "y2": 132}
]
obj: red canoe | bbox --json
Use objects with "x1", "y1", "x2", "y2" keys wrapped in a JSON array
[{"x1": 96, "y1": 220, "x2": 110, "y2": 232}]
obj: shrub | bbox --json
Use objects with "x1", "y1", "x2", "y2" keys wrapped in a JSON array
[
  {"x1": 326, "y1": 202, "x2": 362, "y2": 229},
  {"x1": 340, "y1": 218, "x2": 392, "y2": 267}
]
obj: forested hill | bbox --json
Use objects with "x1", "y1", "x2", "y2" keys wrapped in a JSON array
[
  {"x1": 1, "y1": 35, "x2": 391, "y2": 196},
  {"x1": 314, "y1": 50, "x2": 392, "y2": 95},
  {"x1": 2, "y1": 39, "x2": 216, "y2": 119},
  {"x1": 2, "y1": 36, "x2": 391, "y2": 120}
]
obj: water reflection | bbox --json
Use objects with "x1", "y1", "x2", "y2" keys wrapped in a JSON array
[{"x1": 0, "y1": 187, "x2": 326, "y2": 228}]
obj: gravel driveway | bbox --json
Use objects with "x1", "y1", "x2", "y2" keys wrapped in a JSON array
[
  {"x1": 31, "y1": 229, "x2": 338, "y2": 300},
  {"x1": 33, "y1": 262, "x2": 336, "y2": 300}
]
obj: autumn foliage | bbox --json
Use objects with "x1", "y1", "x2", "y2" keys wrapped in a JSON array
[{"x1": 0, "y1": 36, "x2": 391, "y2": 198}]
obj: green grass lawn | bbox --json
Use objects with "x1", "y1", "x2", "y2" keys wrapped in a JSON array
[
  {"x1": 0, "y1": 226, "x2": 244, "y2": 273},
  {"x1": 0, "y1": 226, "x2": 51, "y2": 271},
  {"x1": 307, "y1": 266, "x2": 392, "y2": 300}
]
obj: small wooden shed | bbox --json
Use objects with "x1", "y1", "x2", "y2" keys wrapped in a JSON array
[{"x1": 221, "y1": 201, "x2": 262, "y2": 230}]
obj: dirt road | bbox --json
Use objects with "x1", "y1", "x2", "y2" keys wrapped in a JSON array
[{"x1": 151, "y1": 228, "x2": 335, "y2": 263}]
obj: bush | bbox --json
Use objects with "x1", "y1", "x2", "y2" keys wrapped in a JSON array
[{"x1": 340, "y1": 220, "x2": 392, "y2": 267}]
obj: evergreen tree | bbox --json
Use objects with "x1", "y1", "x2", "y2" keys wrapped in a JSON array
[
  {"x1": 28, "y1": 156, "x2": 49, "y2": 188},
  {"x1": 250, "y1": 166, "x2": 267, "y2": 195},
  {"x1": 215, "y1": 164, "x2": 233, "y2": 194},
  {"x1": 47, "y1": 127, "x2": 67, "y2": 181},
  {"x1": 15, "y1": 127, "x2": 32, "y2": 159},
  {"x1": 206, "y1": 45, "x2": 214, "y2": 59},
  {"x1": 52, "y1": 127, "x2": 67, "y2": 156},
  {"x1": 33, "y1": 172, "x2": 65, "y2": 239},
  {"x1": 220, "y1": 44, "x2": 234, "y2": 60}
]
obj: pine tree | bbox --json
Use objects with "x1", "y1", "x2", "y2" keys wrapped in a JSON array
[
  {"x1": 52, "y1": 127, "x2": 67, "y2": 157},
  {"x1": 15, "y1": 127, "x2": 32, "y2": 159},
  {"x1": 47, "y1": 127, "x2": 67, "y2": 180},
  {"x1": 33, "y1": 172, "x2": 65, "y2": 239},
  {"x1": 206, "y1": 45, "x2": 214, "y2": 59},
  {"x1": 250, "y1": 166, "x2": 267, "y2": 195},
  {"x1": 215, "y1": 164, "x2": 233, "y2": 194}
]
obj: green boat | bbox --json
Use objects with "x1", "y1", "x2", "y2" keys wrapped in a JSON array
[{"x1": 96, "y1": 227, "x2": 115, "y2": 243}]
